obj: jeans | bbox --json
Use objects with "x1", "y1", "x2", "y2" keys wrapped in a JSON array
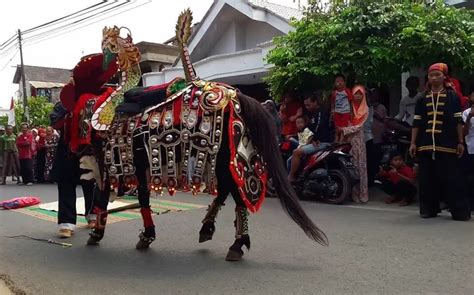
[{"x1": 286, "y1": 142, "x2": 331, "y2": 172}]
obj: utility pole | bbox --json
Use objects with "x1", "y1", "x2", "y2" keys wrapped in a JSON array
[{"x1": 18, "y1": 29, "x2": 29, "y2": 122}]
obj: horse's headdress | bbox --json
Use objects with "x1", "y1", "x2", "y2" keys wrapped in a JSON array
[
  {"x1": 176, "y1": 9, "x2": 197, "y2": 82},
  {"x1": 102, "y1": 25, "x2": 141, "y2": 72}
]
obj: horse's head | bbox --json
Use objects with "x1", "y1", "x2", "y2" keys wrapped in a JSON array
[{"x1": 102, "y1": 26, "x2": 140, "y2": 73}]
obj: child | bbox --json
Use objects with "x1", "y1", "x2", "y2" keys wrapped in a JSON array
[
  {"x1": 377, "y1": 152, "x2": 416, "y2": 206},
  {"x1": 295, "y1": 116, "x2": 313, "y2": 148},
  {"x1": 279, "y1": 91, "x2": 303, "y2": 139},
  {"x1": 331, "y1": 74, "x2": 354, "y2": 142}
]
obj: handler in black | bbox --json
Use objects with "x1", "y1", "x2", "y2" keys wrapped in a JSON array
[
  {"x1": 50, "y1": 102, "x2": 107, "y2": 238},
  {"x1": 409, "y1": 63, "x2": 470, "y2": 221}
]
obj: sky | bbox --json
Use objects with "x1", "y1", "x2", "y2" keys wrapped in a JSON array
[{"x1": 0, "y1": 0, "x2": 303, "y2": 109}]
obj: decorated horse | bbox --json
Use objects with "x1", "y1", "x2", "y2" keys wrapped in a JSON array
[{"x1": 62, "y1": 9, "x2": 327, "y2": 261}]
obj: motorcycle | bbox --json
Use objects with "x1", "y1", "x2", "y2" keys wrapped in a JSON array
[
  {"x1": 380, "y1": 118, "x2": 412, "y2": 165},
  {"x1": 292, "y1": 142, "x2": 359, "y2": 204}
]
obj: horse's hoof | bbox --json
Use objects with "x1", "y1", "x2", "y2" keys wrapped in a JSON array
[
  {"x1": 199, "y1": 233, "x2": 213, "y2": 243},
  {"x1": 87, "y1": 237, "x2": 100, "y2": 246},
  {"x1": 225, "y1": 249, "x2": 244, "y2": 261},
  {"x1": 87, "y1": 229, "x2": 103, "y2": 246},
  {"x1": 135, "y1": 230, "x2": 155, "y2": 250},
  {"x1": 199, "y1": 222, "x2": 215, "y2": 243},
  {"x1": 135, "y1": 239, "x2": 151, "y2": 250}
]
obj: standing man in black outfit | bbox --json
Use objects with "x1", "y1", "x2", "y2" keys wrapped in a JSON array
[{"x1": 409, "y1": 63, "x2": 471, "y2": 221}]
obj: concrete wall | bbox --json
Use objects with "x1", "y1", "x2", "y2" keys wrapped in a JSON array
[
  {"x1": 207, "y1": 19, "x2": 283, "y2": 57},
  {"x1": 245, "y1": 20, "x2": 283, "y2": 49},
  {"x1": 209, "y1": 22, "x2": 238, "y2": 56},
  {"x1": 18, "y1": 79, "x2": 32, "y2": 99}
]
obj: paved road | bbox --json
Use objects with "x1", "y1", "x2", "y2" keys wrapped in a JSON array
[{"x1": 0, "y1": 183, "x2": 473, "y2": 295}]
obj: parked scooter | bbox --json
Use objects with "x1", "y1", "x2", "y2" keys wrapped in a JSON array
[
  {"x1": 292, "y1": 143, "x2": 359, "y2": 204},
  {"x1": 380, "y1": 117, "x2": 411, "y2": 166}
]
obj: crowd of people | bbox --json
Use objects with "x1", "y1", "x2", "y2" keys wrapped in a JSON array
[
  {"x1": 0, "y1": 123, "x2": 59, "y2": 186},
  {"x1": 266, "y1": 62, "x2": 473, "y2": 221}
]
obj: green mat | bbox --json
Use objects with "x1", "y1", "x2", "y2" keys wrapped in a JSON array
[{"x1": 15, "y1": 196, "x2": 206, "y2": 225}]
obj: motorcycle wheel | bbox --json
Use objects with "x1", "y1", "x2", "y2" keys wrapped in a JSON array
[{"x1": 322, "y1": 169, "x2": 351, "y2": 205}]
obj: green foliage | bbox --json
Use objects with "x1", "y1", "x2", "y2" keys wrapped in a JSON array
[
  {"x1": 266, "y1": 0, "x2": 474, "y2": 100},
  {"x1": 0, "y1": 115, "x2": 7, "y2": 128},
  {"x1": 15, "y1": 96, "x2": 54, "y2": 127}
]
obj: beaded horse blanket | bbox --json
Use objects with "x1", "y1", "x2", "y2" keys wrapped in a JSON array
[{"x1": 105, "y1": 79, "x2": 268, "y2": 213}]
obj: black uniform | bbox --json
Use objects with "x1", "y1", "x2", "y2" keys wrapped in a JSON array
[{"x1": 413, "y1": 89, "x2": 471, "y2": 220}]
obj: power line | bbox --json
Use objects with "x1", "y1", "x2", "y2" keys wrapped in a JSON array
[
  {"x1": 0, "y1": 36, "x2": 18, "y2": 52},
  {"x1": 0, "y1": 49, "x2": 18, "y2": 71},
  {"x1": 24, "y1": 0, "x2": 151, "y2": 47},
  {"x1": 23, "y1": 0, "x2": 134, "y2": 44},
  {"x1": 0, "y1": 1, "x2": 120, "y2": 54},
  {"x1": 22, "y1": 1, "x2": 110, "y2": 34},
  {"x1": 0, "y1": 34, "x2": 17, "y2": 49},
  {"x1": 0, "y1": 41, "x2": 19, "y2": 58}
]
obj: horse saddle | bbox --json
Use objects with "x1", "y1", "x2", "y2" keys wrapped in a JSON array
[{"x1": 116, "y1": 78, "x2": 187, "y2": 115}]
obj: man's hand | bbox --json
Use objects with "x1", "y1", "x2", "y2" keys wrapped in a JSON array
[
  {"x1": 457, "y1": 143, "x2": 464, "y2": 158},
  {"x1": 409, "y1": 143, "x2": 417, "y2": 158}
]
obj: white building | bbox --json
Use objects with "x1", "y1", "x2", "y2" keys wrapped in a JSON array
[{"x1": 143, "y1": 0, "x2": 302, "y2": 100}]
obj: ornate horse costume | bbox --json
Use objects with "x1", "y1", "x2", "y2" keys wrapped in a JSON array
[{"x1": 62, "y1": 9, "x2": 327, "y2": 261}]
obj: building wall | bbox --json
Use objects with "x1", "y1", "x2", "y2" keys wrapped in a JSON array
[
  {"x1": 18, "y1": 79, "x2": 32, "y2": 99},
  {"x1": 207, "y1": 19, "x2": 283, "y2": 57},
  {"x1": 208, "y1": 22, "x2": 237, "y2": 56},
  {"x1": 244, "y1": 20, "x2": 283, "y2": 49}
]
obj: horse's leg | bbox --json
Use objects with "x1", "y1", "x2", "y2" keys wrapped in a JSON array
[
  {"x1": 87, "y1": 177, "x2": 110, "y2": 245},
  {"x1": 225, "y1": 184, "x2": 251, "y2": 262},
  {"x1": 199, "y1": 185, "x2": 227, "y2": 243},
  {"x1": 134, "y1": 149, "x2": 155, "y2": 250}
]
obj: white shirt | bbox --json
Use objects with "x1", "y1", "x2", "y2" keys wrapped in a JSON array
[
  {"x1": 462, "y1": 108, "x2": 474, "y2": 154},
  {"x1": 395, "y1": 92, "x2": 422, "y2": 126},
  {"x1": 297, "y1": 128, "x2": 313, "y2": 148}
]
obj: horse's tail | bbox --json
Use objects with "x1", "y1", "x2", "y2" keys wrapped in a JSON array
[{"x1": 237, "y1": 93, "x2": 328, "y2": 246}]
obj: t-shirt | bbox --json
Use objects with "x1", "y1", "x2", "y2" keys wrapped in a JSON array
[
  {"x1": 280, "y1": 100, "x2": 302, "y2": 136},
  {"x1": 364, "y1": 106, "x2": 374, "y2": 142},
  {"x1": 1, "y1": 134, "x2": 17, "y2": 152},
  {"x1": 16, "y1": 132, "x2": 34, "y2": 160},
  {"x1": 306, "y1": 109, "x2": 331, "y2": 142},
  {"x1": 395, "y1": 93, "x2": 422, "y2": 126},
  {"x1": 379, "y1": 165, "x2": 415, "y2": 184},
  {"x1": 462, "y1": 108, "x2": 474, "y2": 155},
  {"x1": 297, "y1": 128, "x2": 313, "y2": 148},
  {"x1": 334, "y1": 90, "x2": 351, "y2": 114}
]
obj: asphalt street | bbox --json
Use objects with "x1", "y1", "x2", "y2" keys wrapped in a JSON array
[{"x1": 0, "y1": 183, "x2": 473, "y2": 295}]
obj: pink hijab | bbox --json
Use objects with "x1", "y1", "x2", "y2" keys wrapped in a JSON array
[{"x1": 351, "y1": 85, "x2": 368, "y2": 126}]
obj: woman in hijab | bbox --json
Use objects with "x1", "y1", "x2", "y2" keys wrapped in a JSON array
[{"x1": 341, "y1": 85, "x2": 369, "y2": 203}]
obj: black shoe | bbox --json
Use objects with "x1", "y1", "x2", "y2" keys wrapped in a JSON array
[
  {"x1": 420, "y1": 213, "x2": 438, "y2": 219},
  {"x1": 451, "y1": 215, "x2": 471, "y2": 221}
]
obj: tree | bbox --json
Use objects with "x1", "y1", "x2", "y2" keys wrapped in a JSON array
[
  {"x1": 0, "y1": 115, "x2": 7, "y2": 128},
  {"x1": 15, "y1": 96, "x2": 54, "y2": 127},
  {"x1": 265, "y1": 0, "x2": 474, "y2": 100}
]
